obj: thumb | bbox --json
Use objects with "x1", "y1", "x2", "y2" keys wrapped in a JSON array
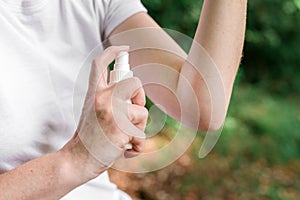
[
  {"x1": 89, "y1": 62, "x2": 108, "y2": 89},
  {"x1": 89, "y1": 46, "x2": 130, "y2": 90}
]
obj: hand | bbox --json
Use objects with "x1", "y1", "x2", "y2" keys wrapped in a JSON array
[{"x1": 62, "y1": 46, "x2": 148, "y2": 181}]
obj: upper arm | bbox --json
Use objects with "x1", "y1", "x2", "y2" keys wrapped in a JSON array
[
  {"x1": 108, "y1": 12, "x2": 188, "y2": 122},
  {"x1": 109, "y1": 12, "x2": 158, "y2": 36},
  {"x1": 108, "y1": 12, "x2": 187, "y2": 70}
]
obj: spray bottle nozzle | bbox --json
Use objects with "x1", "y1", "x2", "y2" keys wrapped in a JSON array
[
  {"x1": 116, "y1": 51, "x2": 129, "y2": 65},
  {"x1": 114, "y1": 51, "x2": 130, "y2": 71},
  {"x1": 110, "y1": 51, "x2": 133, "y2": 83}
]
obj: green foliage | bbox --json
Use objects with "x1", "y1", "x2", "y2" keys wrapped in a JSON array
[
  {"x1": 218, "y1": 84, "x2": 300, "y2": 164},
  {"x1": 244, "y1": 0, "x2": 300, "y2": 94},
  {"x1": 127, "y1": 1, "x2": 300, "y2": 199},
  {"x1": 142, "y1": 0, "x2": 300, "y2": 94},
  {"x1": 142, "y1": 0, "x2": 203, "y2": 37}
]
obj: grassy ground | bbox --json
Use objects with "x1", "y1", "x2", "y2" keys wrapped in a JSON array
[{"x1": 109, "y1": 84, "x2": 300, "y2": 200}]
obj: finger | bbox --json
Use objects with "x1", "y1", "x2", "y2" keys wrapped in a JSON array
[
  {"x1": 98, "y1": 67, "x2": 108, "y2": 88},
  {"x1": 113, "y1": 77, "x2": 146, "y2": 106},
  {"x1": 131, "y1": 86, "x2": 146, "y2": 107},
  {"x1": 93, "y1": 45, "x2": 129, "y2": 88},
  {"x1": 127, "y1": 104, "x2": 148, "y2": 130},
  {"x1": 124, "y1": 137, "x2": 146, "y2": 158},
  {"x1": 90, "y1": 65, "x2": 108, "y2": 89},
  {"x1": 95, "y1": 45, "x2": 129, "y2": 70}
]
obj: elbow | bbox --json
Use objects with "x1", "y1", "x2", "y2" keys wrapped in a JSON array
[
  {"x1": 197, "y1": 111, "x2": 226, "y2": 132},
  {"x1": 197, "y1": 94, "x2": 228, "y2": 132},
  {"x1": 198, "y1": 119, "x2": 224, "y2": 132},
  {"x1": 198, "y1": 118, "x2": 225, "y2": 132}
]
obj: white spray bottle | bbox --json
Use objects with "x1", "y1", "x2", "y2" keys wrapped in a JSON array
[
  {"x1": 110, "y1": 51, "x2": 133, "y2": 150},
  {"x1": 110, "y1": 51, "x2": 133, "y2": 84}
]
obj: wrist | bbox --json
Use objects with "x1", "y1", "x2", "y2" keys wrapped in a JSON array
[{"x1": 57, "y1": 137, "x2": 108, "y2": 186}]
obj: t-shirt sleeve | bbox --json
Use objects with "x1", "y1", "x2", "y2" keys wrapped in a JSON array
[{"x1": 102, "y1": 0, "x2": 147, "y2": 40}]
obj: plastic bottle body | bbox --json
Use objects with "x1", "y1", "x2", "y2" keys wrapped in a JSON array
[{"x1": 109, "y1": 51, "x2": 133, "y2": 150}]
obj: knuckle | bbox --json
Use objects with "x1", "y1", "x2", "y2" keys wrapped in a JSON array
[
  {"x1": 94, "y1": 96, "x2": 113, "y2": 121},
  {"x1": 134, "y1": 145, "x2": 143, "y2": 153},
  {"x1": 121, "y1": 137, "x2": 129, "y2": 146},
  {"x1": 140, "y1": 95, "x2": 146, "y2": 106},
  {"x1": 132, "y1": 77, "x2": 142, "y2": 86},
  {"x1": 140, "y1": 107, "x2": 149, "y2": 119},
  {"x1": 117, "y1": 136, "x2": 130, "y2": 149},
  {"x1": 135, "y1": 139, "x2": 146, "y2": 152}
]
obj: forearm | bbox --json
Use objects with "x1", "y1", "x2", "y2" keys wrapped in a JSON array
[
  {"x1": 193, "y1": 0, "x2": 247, "y2": 92},
  {"x1": 0, "y1": 143, "x2": 96, "y2": 200},
  {"x1": 177, "y1": 0, "x2": 247, "y2": 130},
  {"x1": 0, "y1": 152, "x2": 69, "y2": 199}
]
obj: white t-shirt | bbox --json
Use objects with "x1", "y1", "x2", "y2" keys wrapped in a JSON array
[{"x1": 0, "y1": 0, "x2": 146, "y2": 199}]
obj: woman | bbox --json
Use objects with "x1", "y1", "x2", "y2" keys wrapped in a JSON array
[{"x1": 0, "y1": 0, "x2": 247, "y2": 199}]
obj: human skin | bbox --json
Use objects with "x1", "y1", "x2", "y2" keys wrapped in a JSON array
[
  {"x1": 0, "y1": 46, "x2": 148, "y2": 199},
  {"x1": 109, "y1": 0, "x2": 247, "y2": 131},
  {"x1": 0, "y1": 0, "x2": 247, "y2": 199}
]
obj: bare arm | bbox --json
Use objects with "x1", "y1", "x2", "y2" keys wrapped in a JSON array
[
  {"x1": 0, "y1": 46, "x2": 147, "y2": 199},
  {"x1": 0, "y1": 144, "x2": 94, "y2": 200},
  {"x1": 109, "y1": 0, "x2": 247, "y2": 131}
]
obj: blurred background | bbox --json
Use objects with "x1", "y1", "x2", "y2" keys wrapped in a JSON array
[{"x1": 109, "y1": 0, "x2": 300, "y2": 199}]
